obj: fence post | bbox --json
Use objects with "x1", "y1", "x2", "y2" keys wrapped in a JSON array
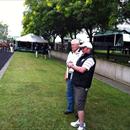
[{"x1": 107, "y1": 46, "x2": 110, "y2": 59}]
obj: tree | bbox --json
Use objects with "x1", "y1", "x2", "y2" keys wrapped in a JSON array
[
  {"x1": 78, "y1": 0, "x2": 118, "y2": 43},
  {"x1": 23, "y1": 0, "x2": 69, "y2": 48},
  {"x1": 22, "y1": 0, "x2": 119, "y2": 45},
  {"x1": 0, "y1": 22, "x2": 8, "y2": 40},
  {"x1": 22, "y1": 0, "x2": 40, "y2": 35},
  {"x1": 119, "y1": 0, "x2": 130, "y2": 24},
  {"x1": 53, "y1": 0, "x2": 119, "y2": 43}
]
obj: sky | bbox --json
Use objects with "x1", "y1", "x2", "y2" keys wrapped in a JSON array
[
  {"x1": 0, "y1": 0, "x2": 90, "y2": 41},
  {"x1": 0, "y1": 0, "x2": 25, "y2": 37}
]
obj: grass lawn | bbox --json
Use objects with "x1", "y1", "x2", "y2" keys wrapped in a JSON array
[{"x1": 0, "y1": 52, "x2": 130, "y2": 130}]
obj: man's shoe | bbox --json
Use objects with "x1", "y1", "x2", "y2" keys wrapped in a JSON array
[
  {"x1": 77, "y1": 126, "x2": 86, "y2": 130},
  {"x1": 64, "y1": 111, "x2": 73, "y2": 115},
  {"x1": 70, "y1": 120, "x2": 86, "y2": 128}
]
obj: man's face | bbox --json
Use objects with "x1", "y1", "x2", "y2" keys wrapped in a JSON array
[
  {"x1": 81, "y1": 47, "x2": 90, "y2": 54},
  {"x1": 71, "y1": 43, "x2": 79, "y2": 52}
]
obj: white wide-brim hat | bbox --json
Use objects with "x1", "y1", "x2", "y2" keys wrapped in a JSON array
[{"x1": 79, "y1": 41, "x2": 93, "y2": 49}]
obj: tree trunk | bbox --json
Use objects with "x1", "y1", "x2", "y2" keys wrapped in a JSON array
[
  {"x1": 61, "y1": 35, "x2": 64, "y2": 51},
  {"x1": 86, "y1": 28, "x2": 94, "y2": 54}
]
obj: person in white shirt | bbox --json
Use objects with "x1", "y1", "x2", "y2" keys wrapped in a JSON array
[
  {"x1": 10, "y1": 43, "x2": 14, "y2": 53},
  {"x1": 64, "y1": 39, "x2": 82, "y2": 114}
]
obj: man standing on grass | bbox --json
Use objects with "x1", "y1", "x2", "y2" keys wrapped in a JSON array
[
  {"x1": 64, "y1": 39, "x2": 82, "y2": 115},
  {"x1": 67, "y1": 41, "x2": 96, "y2": 130}
]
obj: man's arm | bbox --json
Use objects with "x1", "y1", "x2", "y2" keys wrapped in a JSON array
[
  {"x1": 64, "y1": 67, "x2": 68, "y2": 80},
  {"x1": 68, "y1": 58, "x2": 95, "y2": 74},
  {"x1": 67, "y1": 62, "x2": 87, "y2": 73}
]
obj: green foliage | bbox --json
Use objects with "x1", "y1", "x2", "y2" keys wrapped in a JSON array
[
  {"x1": 22, "y1": 0, "x2": 119, "y2": 42},
  {"x1": 0, "y1": 22, "x2": 8, "y2": 40},
  {"x1": 121, "y1": 0, "x2": 130, "y2": 23}
]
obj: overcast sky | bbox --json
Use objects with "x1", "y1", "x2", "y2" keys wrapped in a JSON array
[{"x1": 0, "y1": 0, "x2": 25, "y2": 37}]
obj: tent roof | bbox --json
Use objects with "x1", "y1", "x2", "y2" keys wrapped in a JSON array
[
  {"x1": 94, "y1": 31, "x2": 123, "y2": 36},
  {"x1": 16, "y1": 33, "x2": 48, "y2": 43}
]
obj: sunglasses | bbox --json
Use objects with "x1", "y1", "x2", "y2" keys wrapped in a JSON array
[{"x1": 80, "y1": 47, "x2": 86, "y2": 49}]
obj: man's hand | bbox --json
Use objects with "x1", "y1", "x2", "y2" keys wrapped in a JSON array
[
  {"x1": 64, "y1": 73, "x2": 68, "y2": 80},
  {"x1": 67, "y1": 61, "x2": 74, "y2": 68}
]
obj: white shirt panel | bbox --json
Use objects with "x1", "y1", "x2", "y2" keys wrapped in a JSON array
[
  {"x1": 82, "y1": 58, "x2": 95, "y2": 71},
  {"x1": 66, "y1": 50, "x2": 82, "y2": 73}
]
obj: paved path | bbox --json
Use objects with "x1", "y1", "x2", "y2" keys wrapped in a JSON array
[
  {"x1": 0, "y1": 51, "x2": 13, "y2": 70},
  {"x1": 0, "y1": 50, "x2": 13, "y2": 79},
  {"x1": 94, "y1": 73, "x2": 130, "y2": 95}
]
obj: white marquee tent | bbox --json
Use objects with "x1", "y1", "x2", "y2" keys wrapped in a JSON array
[
  {"x1": 16, "y1": 33, "x2": 48, "y2": 43},
  {"x1": 15, "y1": 33, "x2": 48, "y2": 51}
]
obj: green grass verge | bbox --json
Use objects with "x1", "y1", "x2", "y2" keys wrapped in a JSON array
[{"x1": 0, "y1": 52, "x2": 130, "y2": 130}]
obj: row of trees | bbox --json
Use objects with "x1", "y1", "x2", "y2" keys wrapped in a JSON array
[
  {"x1": 0, "y1": 22, "x2": 8, "y2": 41},
  {"x1": 22, "y1": 0, "x2": 130, "y2": 45}
]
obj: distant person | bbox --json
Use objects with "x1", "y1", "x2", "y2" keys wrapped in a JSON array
[
  {"x1": 42, "y1": 44, "x2": 48, "y2": 60},
  {"x1": 48, "y1": 44, "x2": 51, "y2": 58},
  {"x1": 64, "y1": 39, "x2": 82, "y2": 115},
  {"x1": 35, "y1": 44, "x2": 39, "y2": 58},
  {"x1": 68, "y1": 41, "x2": 96, "y2": 130},
  {"x1": 10, "y1": 43, "x2": 14, "y2": 53}
]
